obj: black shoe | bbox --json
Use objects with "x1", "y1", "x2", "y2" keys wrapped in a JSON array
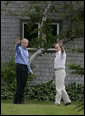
[
  {"x1": 65, "y1": 102, "x2": 71, "y2": 106},
  {"x1": 19, "y1": 101, "x2": 25, "y2": 104},
  {"x1": 13, "y1": 101, "x2": 24, "y2": 104},
  {"x1": 13, "y1": 102, "x2": 20, "y2": 104}
]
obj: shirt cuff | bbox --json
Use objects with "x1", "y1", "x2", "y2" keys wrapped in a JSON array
[{"x1": 27, "y1": 65, "x2": 33, "y2": 73}]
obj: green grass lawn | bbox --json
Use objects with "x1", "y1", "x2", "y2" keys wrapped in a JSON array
[{"x1": 1, "y1": 100, "x2": 84, "y2": 115}]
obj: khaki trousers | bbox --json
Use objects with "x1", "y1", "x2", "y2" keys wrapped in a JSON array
[{"x1": 55, "y1": 69, "x2": 71, "y2": 104}]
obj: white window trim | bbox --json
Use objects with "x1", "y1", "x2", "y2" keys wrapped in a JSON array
[
  {"x1": 22, "y1": 22, "x2": 40, "y2": 39},
  {"x1": 22, "y1": 22, "x2": 59, "y2": 49},
  {"x1": 51, "y1": 22, "x2": 59, "y2": 35}
]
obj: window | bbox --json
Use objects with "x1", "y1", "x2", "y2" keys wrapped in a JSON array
[
  {"x1": 22, "y1": 22, "x2": 40, "y2": 47},
  {"x1": 22, "y1": 21, "x2": 59, "y2": 48},
  {"x1": 49, "y1": 23, "x2": 59, "y2": 36},
  {"x1": 24, "y1": 23, "x2": 38, "y2": 40}
]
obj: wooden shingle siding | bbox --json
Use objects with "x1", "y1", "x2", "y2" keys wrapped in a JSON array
[{"x1": 1, "y1": 1, "x2": 84, "y2": 85}]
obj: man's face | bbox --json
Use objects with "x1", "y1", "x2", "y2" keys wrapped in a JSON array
[
  {"x1": 21, "y1": 40, "x2": 28, "y2": 48},
  {"x1": 55, "y1": 44, "x2": 61, "y2": 52}
]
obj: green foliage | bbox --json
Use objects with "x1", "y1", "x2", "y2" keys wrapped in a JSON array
[
  {"x1": 1, "y1": 59, "x2": 16, "y2": 84},
  {"x1": 42, "y1": 19, "x2": 57, "y2": 49},
  {"x1": 1, "y1": 81, "x2": 16, "y2": 100},
  {"x1": 24, "y1": 81, "x2": 84, "y2": 102},
  {"x1": 68, "y1": 63, "x2": 84, "y2": 110},
  {"x1": 1, "y1": 79, "x2": 84, "y2": 102},
  {"x1": 66, "y1": 83, "x2": 84, "y2": 101},
  {"x1": 68, "y1": 63, "x2": 84, "y2": 75},
  {"x1": 29, "y1": 1, "x2": 83, "y2": 44},
  {"x1": 5, "y1": 1, "x2": 11, "y2": 6},
  {"x1": 3, "y1": 1, "x2": 84, "y2": 47},
  {"x1": 1, "y1": 58, "x2": 36, "y2": 84},
  {"x1": 61, "y1": 1, "x2": 84, "y2": 39},
  {"x1": 24, "y1": 80, "x2": 55, "y2": 101},
  {"x1": 68, "y1": 48, "x2": 84, "y2": 53}
]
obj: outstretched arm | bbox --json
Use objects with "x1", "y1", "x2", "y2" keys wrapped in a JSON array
[
  {"x1": 58, "y1": 40, "x2": 65, "y2": 53},
  {"x1": 15, "y1": 38, "x2": 21, "y2": 52}
]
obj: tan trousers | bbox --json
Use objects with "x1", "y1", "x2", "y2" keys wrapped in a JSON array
[{"x1": 55, "y1": 69, "x2": 71, "y2": 104}]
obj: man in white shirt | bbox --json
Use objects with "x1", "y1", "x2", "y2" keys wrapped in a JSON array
[
  {"x1": 54, "y1": 40, "x2": 71, "y2": 106},
  {"x1": 54, "y1": 50, "x2": 66, "y2": 70}
]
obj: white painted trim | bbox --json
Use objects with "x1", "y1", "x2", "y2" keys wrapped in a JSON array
[
  {"x1": 27, "y1": 48, "x2": 55, "y2": 51},
  {"x1": 51, "y1": 23, "x2": 59, "y2": 35},
  {"x1": 22, "y1": 22, "x2": 40, "y2": 39},
  {"x1": 38, "y1": 23, "x2": 41, "y2": 38},
  {"x1": 22, "y1": 22, "x2": 60, "y2": 46},
  {"x1": 22, "y1": 22, "x2": 27, "y2": 38},
  {"x1": 57, "y1": 23, "x2": 59, "y2": 35},
  {"x1": 22, "y1": 22, "x2": 59, "y2": 38}
]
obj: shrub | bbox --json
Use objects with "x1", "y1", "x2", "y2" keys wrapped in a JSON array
[
  {"x1": 68, "y1": 48, "x2": 84, "y2": 53},
  {"x1": 24, "y1": 80, "x2": 56, "y2": 101},
  {"x1": 1, "y1": 59, "x2": 16, "y2": 84},
  {"x1": 66, "y1": 83, "x2": 84, "y2": 101},
  {"x1": 1, "y1": 79, "x2": 84, "y2": 102},
  {"x1": 67, "y1": 63, "x2": 84, "y2": 75},
  {"x1": 1, "y1": 80, "x2": 16, "y2": 100},
  {"x1": 1, "y1": 58, "x2": 36, "y2": 84},
  {"x1": 1, "y1": 59, "x2": 84, "y2": 102}
]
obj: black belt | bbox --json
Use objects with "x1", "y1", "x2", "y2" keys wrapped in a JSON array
[{"x1": 17, "y1": 63, "x2": 27, "y2": 67}]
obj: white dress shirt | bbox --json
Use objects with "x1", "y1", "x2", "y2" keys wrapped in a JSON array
[{"x1": 54, "y1": 50, "x2": 66, "y2": 69}]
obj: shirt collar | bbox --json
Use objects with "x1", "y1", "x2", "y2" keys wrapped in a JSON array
[
  {"x1": 56, "y1": 50, "x2": 61, "y2": 55},
  {"x1": 21, "y1": 46, "x2": 27, "y2": 50}
]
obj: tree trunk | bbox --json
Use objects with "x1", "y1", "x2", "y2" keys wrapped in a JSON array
[{"x1": 30, "y1": 1, "x2": 52, "y2": 64}]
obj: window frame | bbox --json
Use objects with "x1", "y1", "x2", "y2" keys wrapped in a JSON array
[
  {"x1": 22, "y1": 22, "x2": 40, "y2": 39},
  {"x1": 21, "y1": 21, "x2": 60, "y2": 49}
]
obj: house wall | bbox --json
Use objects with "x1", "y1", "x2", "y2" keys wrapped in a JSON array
[
  {"x1": 29, "y1": 37, "x2": 84, "y2": 85},
  {"x1": 1, "y1": 1, "x2": 84, "y2": 85},
  {"x1": 1, "y1": 1, "x2": 69, "y2": 62}
]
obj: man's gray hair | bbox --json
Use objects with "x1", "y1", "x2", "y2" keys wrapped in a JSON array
[{"x1": 21, "y1": 38, "x2": 29, "y2": 43}]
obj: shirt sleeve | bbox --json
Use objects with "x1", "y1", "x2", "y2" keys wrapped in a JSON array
[
  {"x1": 61, "y1": 46, "x2": 66, "y2": 58},
  {"x1": 27, "y1": 64, "x2": 33, "y2": 73},
  {"x1": 62, "y1": 46, "x2": 65, "y2": 52},
  {"x1": 15, "y1": 44, "x2": 20, "y2": 54},
  {"x1": 62, "y1": 50, "x2": 66, "y2": 59},
  {"x1": 21, "y1": 53, "x2": 33, "y2": 73}
]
